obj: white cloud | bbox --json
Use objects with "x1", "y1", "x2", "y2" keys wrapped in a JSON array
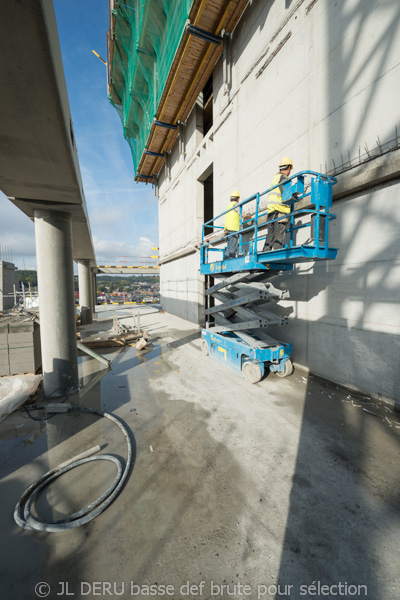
[
  {"x1": 0, "y1": 192, "x2": 36, "y2": 267},
  {"x1": 94, "y1": 236, "x2": 157, "y2": 263},
  {"x1": 138, "y1": 236, "x2": 152, "y2": 246}
]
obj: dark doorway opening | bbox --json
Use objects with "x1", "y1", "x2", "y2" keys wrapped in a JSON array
[
  {"x1": 203, "y1": 171, "x2": 214, "y2": 236},
  {"x1": 203, "y1": 75, "x2": 213, "y2": 135}
]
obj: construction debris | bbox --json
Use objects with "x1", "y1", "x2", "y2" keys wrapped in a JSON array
[
  {"x1": 135, "y1": 337, "x2": 147, "y2": 351},
  {"x1": 78, "y1": 330, "x2": 149, "y2": 350},
  {"x1": 76, "y1": 341, "x2": 111, "y2": 367},
  {"x1": 0, "y1": 374, "x2": 42, "y2": 423},
  {"x1": 362, "y1": 408, "x2": 378, "y2": 417}
]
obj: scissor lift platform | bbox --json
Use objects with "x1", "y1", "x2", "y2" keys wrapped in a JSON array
[
  {"x1": 200, "y1": 171, "x2": 338, "y2": 383},
  {"x1": 200, "y1": 244, "x2": 337, "y2": 276}
]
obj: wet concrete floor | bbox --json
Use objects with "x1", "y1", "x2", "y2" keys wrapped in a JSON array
[{"x1": 0, "y1": 306, "x2": 399, "y2": 600}]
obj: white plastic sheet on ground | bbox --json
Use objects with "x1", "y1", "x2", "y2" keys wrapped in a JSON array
[
  {"x1": 0, "y1": 375, "x2": 42, "y2": 423},
  {"x1": 25, "y1": 296, "x2": 39, "y2": 309}
]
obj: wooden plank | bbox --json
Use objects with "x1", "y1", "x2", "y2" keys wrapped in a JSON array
[
  {"x1": 79, "y1": 340, "x2": 125, "y2": 349},
  {"x1": 136, "y1": 0, "x2": 249, "y2": 179}
]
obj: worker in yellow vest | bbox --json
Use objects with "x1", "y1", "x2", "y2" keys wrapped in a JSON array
[
  {"x1": 263, "y1": 157, "x2": 293, "y2": 251},
  {"x1": 224, "y1": 191, "x2": 251, "y2": 258}
]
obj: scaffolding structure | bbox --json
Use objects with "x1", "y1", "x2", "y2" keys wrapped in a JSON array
[
  {"x1": 108, "y1": 0, "x2": 191, "y2": 172},
  {"x1": 107, "y1": 0, "x2": 249, "y2": 180}
]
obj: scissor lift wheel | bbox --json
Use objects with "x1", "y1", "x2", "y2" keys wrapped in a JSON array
[
  {"x1": 275, "y1": 358, "x2": 294, "y2": 378},
  {"x1": 242, "y1": 361, "x2": 262, "y2": 384},
  {"x1": 201, "y1": 340, "x2": 209, "y2": 356}
]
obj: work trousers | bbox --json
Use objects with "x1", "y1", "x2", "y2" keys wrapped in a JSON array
[
  {"x1": 311, "y1": 214, "x2": 326, "y2": 244},
  {"x1": 225, "y1": 230, "x2": 238, "y2": 258},
  {"x1": 263, "y1": 211, "x2": 288, "y2": 250},
  {"x1": 241, "y1": 215, "x2": 267, "y2": 254}
]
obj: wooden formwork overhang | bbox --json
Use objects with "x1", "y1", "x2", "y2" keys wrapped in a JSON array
[{"x1": 108, "y1": 0, "x2": 249, "y2": 183}]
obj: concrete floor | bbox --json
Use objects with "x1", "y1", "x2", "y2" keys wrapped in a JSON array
[{"x1": 0, "y1": 306, "x2": 399, "y2": 600}]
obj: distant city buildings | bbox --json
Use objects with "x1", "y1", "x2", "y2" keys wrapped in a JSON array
[{"x1": 96, "y1": 278, "x2": 160, "y2": 304}]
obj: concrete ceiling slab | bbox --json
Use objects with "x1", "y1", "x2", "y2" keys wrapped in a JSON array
[{"x1": 0, "y1": 0, "x2": 95, "y2": 262}]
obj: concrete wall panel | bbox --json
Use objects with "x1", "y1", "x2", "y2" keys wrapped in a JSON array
[
  {"x1": 160, "y1": 253, "x2": 204, "y2": 324},
  {"x1": 157, "y1": 0, "x2": 400, "y2": 400},
  {"x1": 266, "y1": 180, "x2": 400, "y2": 400}
]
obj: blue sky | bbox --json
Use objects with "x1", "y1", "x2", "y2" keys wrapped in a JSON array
[{"x1": 0, "y1": 0, "x2": 158, "y2": 270}]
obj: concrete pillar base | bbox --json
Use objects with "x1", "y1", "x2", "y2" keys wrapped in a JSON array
[
  {"x1": 78, "y1": 260, "x2": 93, "y2": 324},
  {"x1": 80, "y1": 306, "x2": 91, "y2": 325}
]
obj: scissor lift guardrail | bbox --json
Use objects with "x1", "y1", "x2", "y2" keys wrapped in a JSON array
[{"x1": 199, "y1": 171, "x2": 338, "y2": 383}]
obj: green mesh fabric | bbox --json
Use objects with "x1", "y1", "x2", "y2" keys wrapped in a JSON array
[{"x1": 109, "y1": 1, "x2": 192, "y2": 174}]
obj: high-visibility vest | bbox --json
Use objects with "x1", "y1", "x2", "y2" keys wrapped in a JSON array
[
  {"x1": 267, "y1": 173, "x2": 290, "y2": 214},
  {"x1": 225, "y1": 201, "x2": 240, "y2": 231}
]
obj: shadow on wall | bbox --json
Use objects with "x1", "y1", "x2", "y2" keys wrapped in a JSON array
[
  {"x1": 160, "y1": 296, "x2": 205, "y2": 326},
  {"x1": 276, "y1": 2, "x2": 400, "y2": 599},
  {"x1": 324, "y1": 0, "x2": 400, "y2": 402},
  {"x1": 266, "y1": 194, "x2": 400, "y2": 402},
  {"x1": 322, "y1": 0, "x2": 400, "y2": 400},
  {"x1": 325, "y1": 0, "x2": 400, "y2": 167}
]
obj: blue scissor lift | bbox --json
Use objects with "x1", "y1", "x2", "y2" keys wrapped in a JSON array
[{"x1": 200, "y1": 171, "x2": 338, "y2": 383}]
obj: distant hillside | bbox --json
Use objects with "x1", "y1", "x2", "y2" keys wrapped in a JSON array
[
  {"x1": 96, "y1": 275, "x2": 159, "y2": 284},
  {"x1": 18, "y1": 270, "x2": 37, "y2": 287},
  {"x1": 17, "y1": 271, "x2": 158, "y2": 290}
]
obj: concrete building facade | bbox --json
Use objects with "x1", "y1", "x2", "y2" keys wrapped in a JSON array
[{"x1": 157, "y1": 0, "x2": 400, "y2": 403}]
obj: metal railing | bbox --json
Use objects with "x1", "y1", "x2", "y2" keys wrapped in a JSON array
[{"x1": 200, "y1": 170, "x2": 337, "y2": 265}]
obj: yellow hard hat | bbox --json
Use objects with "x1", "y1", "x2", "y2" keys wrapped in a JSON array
[
  {"x1": 230, "y1": 190, "x2": 240, "y2": 198},
  {"x1": 279, "y1": 157, "x2": 293, "y2": 169}
]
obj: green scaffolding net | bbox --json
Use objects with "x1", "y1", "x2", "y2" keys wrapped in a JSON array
[{"x1": 109, "y1": 0, "x2": 192, "y2": 175}]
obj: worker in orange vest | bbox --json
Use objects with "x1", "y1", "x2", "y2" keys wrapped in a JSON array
[{"x1": 263, "y1": 157, "x2": 293, "y2": 251}]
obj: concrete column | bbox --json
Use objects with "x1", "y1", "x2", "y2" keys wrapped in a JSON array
[
  {"x1": 78, "y1": 260, "x2": 93, "y2": 325},
  {"x1": 92, "y1": 271, "x2": 97, "y2": 314},
  {"x1": 34, "y1": 210, "x2": 78, "y2": 397}
]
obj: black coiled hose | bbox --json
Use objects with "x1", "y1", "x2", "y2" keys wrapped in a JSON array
[{"x1": 14, "y1": 407, "x2": 134, "y2": 533}]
